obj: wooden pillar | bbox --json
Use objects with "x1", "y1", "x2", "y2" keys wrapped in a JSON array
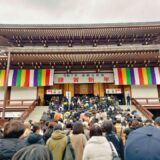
[
  {"x1": 99, "y1": 83, "x2": 104, "y2": 97},
  {"x1": 37, "y1": 87, "x2": 44, "y2": 106},
  {"x1": 64, "y1": 84, "x2": 74, "y2": 97},
  {"x1": 2, "y1": 52, "x2": 10, "y2": 119},
  {"x1": 94, "y1": 83, "x2": 104, "y2": 97},
  {"x1": 94, "y1": 83, "x2": 99, "y2": 96}
]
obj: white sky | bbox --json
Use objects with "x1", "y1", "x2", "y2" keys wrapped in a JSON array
[{"x1": 0, "y1": 0, "x2": 160, "y2": 24}]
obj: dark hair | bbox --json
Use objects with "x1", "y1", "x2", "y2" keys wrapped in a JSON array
[
  {"x1": 66, "y1": 122, "x2": 73, "y2": 129},
  {"x1": 31, "y1": 123, "x2": 40, "y2": 133},
  {"x1": 72, "y1": 121, "x2": 84, "y2": 134},
  {"x1": 12, "y1": 144, "x2": 52, "y2": 160},
  {"x1": 90, "y1": 124, "x2": 102, "y2": 137},
  {"x1": 101, "y1": 120, "x2": 113, "y2": 134},
  {"x1": 3, "y1": 120, "x2": 25, "y2": 138}
]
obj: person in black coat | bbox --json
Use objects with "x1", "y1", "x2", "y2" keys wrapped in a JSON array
[
  {"x1": 0, "y1": 120, "x2": 28, "y2": 160},
  {"x1": 25, "y1": 122, "x2": 44, "y2": 145},
  {"x1": 102, "y1": 120, "x2": 124, "y2": 160}
]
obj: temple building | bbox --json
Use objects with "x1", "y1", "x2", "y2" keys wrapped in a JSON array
[{"x1": 0, "y1": 22, "x2": 160, "y2": 107}]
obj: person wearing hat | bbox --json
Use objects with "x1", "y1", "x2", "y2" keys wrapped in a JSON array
[
  {"x1": 125, "y1": 125, "x2": 160, "y2": 160},
  {"x1": 154, "y1": 116, "x2": 160, "y2": 128}
]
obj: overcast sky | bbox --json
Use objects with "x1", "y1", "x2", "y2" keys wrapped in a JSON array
[{"x1": 0, "y1": 0, "x2": 160, "y2": 24}]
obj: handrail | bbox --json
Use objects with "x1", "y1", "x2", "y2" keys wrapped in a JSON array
[
  {"x1": 131, "y1": 98, "x2": 153, "y2": 120},
  {"x1": 0, "y1": 99, "x2": 35, "y2": 107},
  {"x1": 20, "y1": 99, "x2": 38, "y2": 122},
  {"x1": 135, "y1": 98, "x2": 160, "y2": 105},
  {"x1": 0, "y1": 99, "x2": 38, "y2": 126}
]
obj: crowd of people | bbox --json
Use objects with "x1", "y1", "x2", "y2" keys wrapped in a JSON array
[{"x1": 0, "y1": 95, "x2": 160, "y2": 160}]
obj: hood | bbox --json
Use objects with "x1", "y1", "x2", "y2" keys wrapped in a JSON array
[
  {"x1": 51, "y1": 130, "x2": 66, "y2": 140},
  {"x1": 88, "y1": 136, "x2": 107, "y2": 144},
  {"x1": 27, "y1": 133, "x2": 42, "y2": 144}
]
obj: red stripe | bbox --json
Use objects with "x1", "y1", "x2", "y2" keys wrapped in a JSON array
[
  {"x1": 117, "y1": 68, "x2": 123, "y2": 85},
  {"x1": 25, "y1": 70, "x2": 30, "y2": 87},
  {"x1": 138, "y1": 68, "x2": 144, "y2": 85},
  {"x1": 159, "y1": 67, "x2": 160, "y2": 75},
  {"x1": 46, "y1": 69, "x2": 50, "y2": 85}
]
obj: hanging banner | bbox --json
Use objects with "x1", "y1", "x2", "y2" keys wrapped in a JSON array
[
  {"x1": 0, "y1": 69, "x2": 6, "y2": 87},
  {"x1": 54, "y1": 73, "x2": 114, "y2": 84},
  {"x1": 46, "y1": 89, "x2": 62, "y2": 95},
  {"x1": 113, "y1": 67, "x2": 160, "y2": 85},
  {"x1": 106, "y1": 88, "x2": 122, "y2": 94},
  {"x1": 8, "y1": 69, "x2": 54, "y2": 87}
]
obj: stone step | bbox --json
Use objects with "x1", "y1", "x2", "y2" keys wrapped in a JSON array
[{"x1": 25, "y1": 106, "x2": 48, "y2": 123}]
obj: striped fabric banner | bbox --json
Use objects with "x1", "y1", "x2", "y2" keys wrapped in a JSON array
[
  {"x1": 8, "y1": 69, "x2": 54, "y2": 87},
  {"x1": 113, "y1": 67, "x2": 160, "y2": 85},
  {"x1": 0, "y1": 70, "x2": 6, "y2": 86}
]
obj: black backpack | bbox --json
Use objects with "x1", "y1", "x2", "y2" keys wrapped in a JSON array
[{"x1": 63, "y1": 136, "x2": 75, "y2": 160}]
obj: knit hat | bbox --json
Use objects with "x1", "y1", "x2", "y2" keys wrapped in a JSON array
[{"x1": 125, "y1": 126, "x2": 160, "y2": 160}]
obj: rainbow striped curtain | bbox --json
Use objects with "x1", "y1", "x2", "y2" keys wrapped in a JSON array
[
  {"x1": 113, "y1": 67, "x2": 160, "y2": 85},
  {"x1": 7, "y1": 69, "x2": 54, "y2": 87}
]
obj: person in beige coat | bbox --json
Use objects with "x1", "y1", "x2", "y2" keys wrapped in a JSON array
[
  {"x1": 46, "y1": 124, "x2": 67, "y2": 160},
  {"x1": 70, "y1": 121, "x2": 87, "y2": 160},
  {"x1": 82, "y1": 124, "x2": 113, "y2": 160}
]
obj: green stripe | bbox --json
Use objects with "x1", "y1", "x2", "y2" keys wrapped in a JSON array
[
  {"x1": 147, "y1": 67, "x2": 152, "y2": 85},
  {"x1": 38, "y1": 69, "x2": 42, "y2": 86},
  {"x1": 126, "y1": 68, "x2": 131, "y2": 84},
  {"x1": 16, "y1": 69, "x2": 22, "y2": 87}
]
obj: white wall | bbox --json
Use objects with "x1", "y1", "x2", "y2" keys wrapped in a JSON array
[
  {"x1": 0, "y1": 87, "x2": 4, "y2": 100},
  {"x1": 11, "y1": 87, "x2": 37, "y2": 100},
  {"x1": 131, "y1": 85, "x2": 158, "y2": 98}
]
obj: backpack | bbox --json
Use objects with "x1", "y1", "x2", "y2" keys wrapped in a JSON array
[{"x1": 63, "y1": 136, "x2": 75, "y2": 160}]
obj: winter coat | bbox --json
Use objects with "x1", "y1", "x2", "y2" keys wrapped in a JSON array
[
  {"x1": 43, "y1": 127, "x2": 54, "y2": 143},
  {"x1": 47, "y1": 130, "x2": 67, "y2": 160},
  {"x1": 106, "y1": 131, "x2": 124, "y2": 160},
  {"x1": 25, "y1": 132, "x2": 45, "y2": 145},
  {"x1": 0, "y1": 138, "x2": 28, "y2": 160},
  {"x1": 82, "y1": 136, "x2": 112, "y2": 160},
  {"x1": 70, "y1": 133, "x2": 87, "y2": 160}
]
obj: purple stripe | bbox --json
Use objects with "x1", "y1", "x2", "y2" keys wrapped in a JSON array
[
  {"x1": 151, "y1": 67, "x2": 156, "y2": 84},
  {"x1": 12, "y1": 69, "x2": 18, "y2": 86},
  {"x1": 34, "y1": 70, "x2": 38, "y2": 86},
  {"x1": 130, "y1": 68, "x2": 135, "y2": 85}
]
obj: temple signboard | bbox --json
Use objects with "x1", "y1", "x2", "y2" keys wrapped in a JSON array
[{"x1": 54, "y1": 73, "x2": 114, "y2": 84}]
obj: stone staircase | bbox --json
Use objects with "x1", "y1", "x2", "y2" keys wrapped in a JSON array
[
  {"x1": 119, "y1": 105, "x2": 147, "y2": 120},
  {"x1": 25, "y1": 106, "x2": 48, "y2": 123}
]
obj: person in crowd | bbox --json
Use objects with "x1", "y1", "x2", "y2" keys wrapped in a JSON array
[
  {"x1": 12, "y1": 144, "x2": 52, "y2": 160},
  {"x1": 0, "y1": 120, "x2": 28, "y2": 160},
  {"x1": 126, "y1": 94, "x2": 131, "y2": 106},
  {"x1": 0, "y1": 127, "x2": 3, "y2": 138},
  {"x1": 70, "y1": 121, "x2": 87, "y2": 160},
  {"x1": 47, "y1": 124, "x2": 67, "y2": 160},
  {"x1": 154, "y1": 116, "x2": 160, "y2": 128},
  {"x1": 64, "y1": 120, "x2": 73, "y2": 136},
  {"x1": 102, "y1": 120, "x2": 124, "y2": 160},
  {"x1": 82, "y1": 124, "x2": 113, "y2": 160},
  {"x1": 25, "y1": 122, "x2": 44, "y2": 145},
  {"x1": 125, "y1": 125, "x2": 160, "y2": 160},
  {"x1": 43, "y1": 121, "x2": 57, "y2": 143},
  {"x1": 20, "y1": 122, "x2": 32, "y2": 139}
]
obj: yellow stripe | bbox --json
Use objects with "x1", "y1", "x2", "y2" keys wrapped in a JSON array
[
  {"x1": 142, "y1": 68, "x2": 148, "y2": 85},
  {"x1": 122, "y1": 68, "x2": 127, "y2": 85},
  {"x1": 21, "y1": 70, "x2": 26, "y2": 87},
  {"x1": 42, "y1": 69, "x2": 46, "y2": 86},
  {"x1": 0, "y1": 70, "x2": 5, "y2": 86}
]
